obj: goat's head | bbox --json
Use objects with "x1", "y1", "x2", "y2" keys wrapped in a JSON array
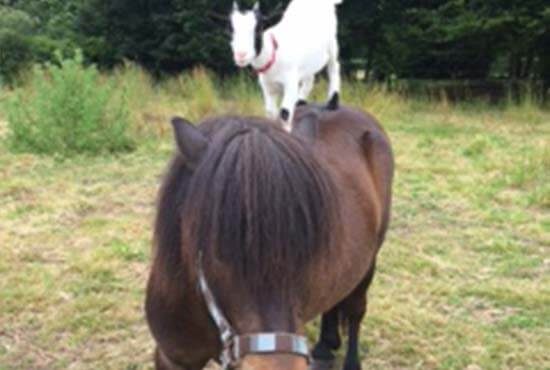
[{"x1": 230, "y1": 1, "x2": 264, "y2": 67}]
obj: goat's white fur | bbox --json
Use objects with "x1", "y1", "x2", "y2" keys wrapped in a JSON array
[{"x1": 231, "y1": 0, "x2": 342, "y2": 131}]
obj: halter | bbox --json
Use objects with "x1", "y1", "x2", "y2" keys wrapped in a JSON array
[
  {"x1": 197, "y1": 254, "x2": 310, "y2": 369},
  {"x1": 255, "y1": 34, "x2": 279, "y2": 74}
]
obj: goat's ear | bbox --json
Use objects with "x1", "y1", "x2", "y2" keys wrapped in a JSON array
[
  {"x1": 292, "y1": 111, "x2": 320, "y2": 141},
  {"x1": 253, "y1": 2, "x2": 260, "y2": 13},
  {"x1": 233, "y1": 1, "x2": 239, "y2": 12},
  {"x1": 171, "y1": 117, "x2": 209, "y2": 167}
]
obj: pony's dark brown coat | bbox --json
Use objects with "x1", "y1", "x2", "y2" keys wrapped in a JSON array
[{"x1": 146, "y1": 106, "x2": 394, "y2": 370}]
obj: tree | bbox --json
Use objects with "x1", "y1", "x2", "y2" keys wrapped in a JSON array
[
  {"x1": 76, "y1": 0, "x2": 286, "y2": 75},
  {"x1": 1, "y1": 0, "x2": 548, "y2": 86},
  {"x1": 0, "y1": 6, "x2": 35, "y2": 83},
  {"x1": 0, "y1": 0, "x2": 81, "y2": 83}
]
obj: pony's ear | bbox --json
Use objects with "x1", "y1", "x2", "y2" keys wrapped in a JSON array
[
  {"x1": 292, "y1": 111, "x2": 320, "y2": 140},
  {"x1": 253, "y1": 2, "x2": 260, "y2": 13},
  {"x1": 171, "y1": 117, "x2": 209, "y2": 167},
  {"x1": 233, "y1": 1, "x2": 239, "y2": 12}
]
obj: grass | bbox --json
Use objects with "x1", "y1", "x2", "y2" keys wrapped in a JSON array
[{"x1": 0, "y1": 68, "x2": 549, "y2": 370}]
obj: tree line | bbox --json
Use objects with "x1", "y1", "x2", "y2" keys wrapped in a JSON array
[{"x1": 1, "y1": 0, "x2": 549, "y2": 86}]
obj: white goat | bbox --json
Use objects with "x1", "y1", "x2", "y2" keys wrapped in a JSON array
[{"x1": 230, "y1": 0, "x2": 342, "y2": 131}]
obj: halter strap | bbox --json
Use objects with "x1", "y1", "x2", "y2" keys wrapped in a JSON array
[
  {"x1": 197, "y1": 255, "x2": 235, "y2": 344},
  {"x1": 197, "y1": 253, "x2": 310, "y2": 369},
  {"x1": 234, "y1": 333, "x2": 309, "y2": 359},
  {"x1": 255, "y1": 34, "x2": 279, "y2": 74}
]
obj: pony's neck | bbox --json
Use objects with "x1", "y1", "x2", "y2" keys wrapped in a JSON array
[{"x1": 251, "y1": 32, "x2": 277, "y2": 71}]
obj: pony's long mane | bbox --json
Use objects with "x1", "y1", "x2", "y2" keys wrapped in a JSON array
[
  {"x1": 155, "y1": 117, "x2": 338, "y2": 307},
  {"x1": 153, "y1": 154, "x2": 193, "y2": 277}
]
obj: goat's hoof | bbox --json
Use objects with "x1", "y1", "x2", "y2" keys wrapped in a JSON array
[
  {"x1": 280, "y1": 109, "x2": 292, "y2": 132},
  {"x1": 296, "y1": 99, "x2": 308, "y2": 107},
  {"x1": 279, "y1": 108, "x2": 290, "y2": 122},
  {"x1": 326, "y1": 92, "x2": 339, "y2": 110}
]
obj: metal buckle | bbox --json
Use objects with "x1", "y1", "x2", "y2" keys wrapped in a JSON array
[
  {"x1": 197, "y1": 254, "x2": 311, "y2": 367},
  {"x1": 220, "y1": 336, "x2": 237, "y2": 370},
  {"x1": 231, "y1": 333, "x2": 310, "y2": 364}
]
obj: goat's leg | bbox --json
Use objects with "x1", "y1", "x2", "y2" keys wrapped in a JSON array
[
  {"x1": 259, "y1": 75, "x2": 279, "y2": 120},
  {"x1": 326, "y1": 39, "x2": 341, "y2": 110},
  {"x1": 297, "y1": 75, "x2": 315, "y2": 106},
  {"x1": 280, "y1": 78, "x2": 300, "y2": 131}
]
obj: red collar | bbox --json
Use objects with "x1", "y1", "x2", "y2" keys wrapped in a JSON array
[{"x1": 255, "y1": 35, "x2": 279, "y2": 74}]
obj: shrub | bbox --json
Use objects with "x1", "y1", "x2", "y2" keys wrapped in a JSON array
[{"x1": 6, "y1": 50, "x2": 135, "y2": 157}]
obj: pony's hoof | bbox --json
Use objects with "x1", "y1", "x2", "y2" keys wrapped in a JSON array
[
  {"x1": 310, "y1": 359, "x2": 336, "y2": 370},
  {"x1": 343, "y1": 361, "x2": 361, "y2": 370},
  {"x1": 326, "y1": 93, "x2": 339, "y2": 110}
]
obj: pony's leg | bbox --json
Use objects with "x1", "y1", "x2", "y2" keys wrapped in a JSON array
[
  {"x1": 341, "y1": 261, "x2": 377, "y2": 370},
  {"x1": 311, "y1": 306, "x2": 342, "y2": 362},
  {"x1": 259, "y1": 75, "x2": 279, "y2": 120},
  {"x1": 297, "y1": 75, "x2": 315, "y2": 106},
  {"x1": 326, "y1": 39, "x2": 341, "y2": 110},
  {"x1": 280, "y1": 77, "x2": 300, "y2": 131}
]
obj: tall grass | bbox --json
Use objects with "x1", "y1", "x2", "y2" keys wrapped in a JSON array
[
  {"x1": 504, "y1": 87, "x2": 548, "y2": 126},
  {"x1": 508, "y1": 147, "x2": 550, "y2": 208},
  {"x1": 111, "y1": 62, "x2": 169, "y2": 138},
  {"x1": 6, "y1": 51, "x2": 134, "y2": 157},
  {"x1": 3, "y1": 62, "x2": 548, "y2": 207}
]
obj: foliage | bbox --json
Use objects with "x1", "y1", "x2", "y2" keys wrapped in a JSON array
[
  {"x1": 1, "y1": 0, "x2": 549, "y2": 89},
  {"x1": 6, "y1": 50, "x2": 135, "y2": 157},
  {"x1": 0, "y1": 6, "x2": 36, "y2": 84},
  {"x1": 76, "y1": 0, "x2": 236, "y2": 73},
  {"x1": 339, "y1": 0, "x2": 549, "y2": 80}
]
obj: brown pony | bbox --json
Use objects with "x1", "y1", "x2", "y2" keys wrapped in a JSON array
[{"x1": 145, "y1": 105, "x2": 394, "y2": 370}]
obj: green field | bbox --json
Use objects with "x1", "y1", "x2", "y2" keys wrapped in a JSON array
[{"x1": 0, "y1": 70, "x2": 549, "y2": 370}]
